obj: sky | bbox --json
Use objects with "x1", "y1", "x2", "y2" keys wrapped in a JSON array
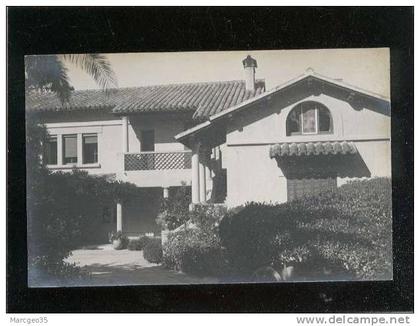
[{"x1": 66, "y1": 48, "x2": 390, "y2": 98}]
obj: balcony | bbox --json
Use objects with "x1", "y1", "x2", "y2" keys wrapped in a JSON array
[{"x1": 124, "y1": 150, "x2": 192, "y2": 171}]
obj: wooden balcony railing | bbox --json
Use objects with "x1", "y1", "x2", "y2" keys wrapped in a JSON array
[{"x1": 124, "y1": 151, "x2": 192, "y2": 171}]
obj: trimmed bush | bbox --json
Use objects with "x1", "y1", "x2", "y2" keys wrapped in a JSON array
[
  {"x1": 163, "y1": 228, "x2": 229, "y2": 277},
  {"x1": 219, "y1": 178, "x2": 392, "y2": 280},
  {"x1": 156, "y1": 184, "x2": 191, "y2": 230},
  {"x1": 128, "y1": 235, "x2": 151, "y2": 251},
  {"x1": 127, "y1": 239, "x2": 141, "y2": 251},
  {"x1": 190, "y1": 204, "x2": 227, "y2": 233},
  {"x1": 143, "y1": 238, "x2": 163, "y2": 263}
]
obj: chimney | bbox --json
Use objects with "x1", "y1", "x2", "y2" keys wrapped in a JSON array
[{"x1": 242, "y1": 55, "x2": 257, "y2": 91}]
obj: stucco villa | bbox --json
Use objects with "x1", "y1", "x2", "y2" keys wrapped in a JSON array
[{"x1": 26, "y1": 55, "x2": 391, "y2": 242}]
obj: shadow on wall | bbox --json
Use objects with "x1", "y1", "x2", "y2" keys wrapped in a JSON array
[
  {"x1": 275, "y1": 153, "x2": 371, "y2": 179},
  {"x1": 210, "y1": 168, "x2": 227, "y2": 203}
]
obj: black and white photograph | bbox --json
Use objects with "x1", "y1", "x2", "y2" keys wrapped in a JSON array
[
  {"x1": 25, "y1": 49, "x2": 392, "y2": 287},
  {"x1": 7, "y1": 5, "x2": 413, "y2": 315}
]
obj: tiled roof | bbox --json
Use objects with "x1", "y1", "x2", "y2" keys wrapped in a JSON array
[
  {"x1": 176, "y1": 71, "x2": 390, "y2": 142},
  {"x1": 25, "y1": 80, "x2": 265, "y2": 120},
  {"x1": 269, "y1": 141, "x2": 358, "y2": 158}
]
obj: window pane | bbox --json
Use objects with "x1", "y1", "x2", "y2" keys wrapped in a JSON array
[
  {"x1": 318, "y1": 107, "x2": 332, "y2": 132},
  {"x1": 83, "y1": 134, "x2": 98, "y2": 164},
  {"x1": 44, "y1": 136, "x2": 57, "y2": 165},
  {"x1": 302, "y1": 106, "x2": 316, "y2": 133},
  {"x1": 63, "y1": 135, "x2": 77, "y2": 164},
  {"x1": 287, "y1": 109, "x2": 301, "y2": 135}
]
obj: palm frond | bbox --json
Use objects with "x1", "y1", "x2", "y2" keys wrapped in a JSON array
[
  {"x1": 62, "y1": 54, "x2": 118, "y2": 92},
  {"x1": 25, "y1": 55, "x2": 72, "y2": 103}
]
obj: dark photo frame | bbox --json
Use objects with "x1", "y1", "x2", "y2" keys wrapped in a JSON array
[{"x1": 7, "y1": 6, "x2": 413, "y2": 312}]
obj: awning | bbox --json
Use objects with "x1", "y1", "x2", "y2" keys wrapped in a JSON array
[{"x1": 269, "y1": 141, "x2": 357, "y2": 158}]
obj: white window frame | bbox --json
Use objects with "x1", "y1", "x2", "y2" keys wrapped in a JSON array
[
  {"x1": 287, "y1": 102, "x2": 332, "y2": 136},
  {"x1": 45, "y1": 132, "x2": 101, "y2": 169}
]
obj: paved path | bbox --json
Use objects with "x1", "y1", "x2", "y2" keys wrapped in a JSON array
[{"x1": 63, "y1": 244, "x2": 218, "y2": 286}]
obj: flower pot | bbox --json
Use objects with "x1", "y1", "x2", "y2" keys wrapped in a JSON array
[{"x1": 112, "y1": 239, "x2": 124, "y2": 250}]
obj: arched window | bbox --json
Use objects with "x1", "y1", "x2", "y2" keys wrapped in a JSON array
[{"x1": 286, "y1": 101, "x2": 333, "y2": 136}]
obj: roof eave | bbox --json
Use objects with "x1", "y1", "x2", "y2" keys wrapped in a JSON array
[{"x1": 175, "y1": 71, "x2": 390, "y2": 140}]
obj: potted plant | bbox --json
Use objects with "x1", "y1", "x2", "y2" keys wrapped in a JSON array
[{"x1": 109, "y1": 231, "x2": 128, "y2": 250}]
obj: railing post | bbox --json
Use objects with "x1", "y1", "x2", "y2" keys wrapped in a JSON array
[
  {"x1": 116, "y1": 201, "x2": 123, "y2": 232},
  {"x1": 163, "y1": 187, "x2": 169, "y2": 199},
  {"x1": 205, "y1": 149, "x2": 212, "y2": 201},
  {"x1": 191, "y1": 143, "x2": 200, "y2": 204},
  {"x1": 199, "y1": 146, "x2": 207, "y2": 203}
]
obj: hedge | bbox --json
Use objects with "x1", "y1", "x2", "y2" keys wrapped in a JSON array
[
  {"x1": 143, "y1": 238, "x2": 163, "y2": 263},
  {"x1": 219, "y1": 178, "x2": 392, "y2": 280},
  {"x1": 163, "y1": 228, "x2": 229, "y2": 277},
  {"x1": 128, "y1": 235, "x2": 151, "y2": 251}
]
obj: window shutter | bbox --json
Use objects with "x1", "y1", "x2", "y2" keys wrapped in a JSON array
[
  {"x1": 287, "y1": 177, "x2": 337, "y2": 201},
  {"x1": 64, "y1": 135, "x2": 77, "y2": 158},
  {"x1": 83, "y1": 135, "x2": 97, "y2": 144}
]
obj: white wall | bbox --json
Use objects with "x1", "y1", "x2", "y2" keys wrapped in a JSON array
[
  {"x1": 227, "y1": 93, "x2": 390, "y2": 145},
  {"x1": 224, "y1": 93, "x2": 391, "y2": 207},
  {"x1": 127, "y1": 115, "x2": 187, "y2": 152},
  {"x1": 43, "y1": 113, "x2": 123, "y2": 175},
  {"x1": 40, "y1": 111, "x2": 192, "y2": 187}
]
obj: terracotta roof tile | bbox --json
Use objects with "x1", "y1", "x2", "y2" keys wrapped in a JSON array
[
  {"x1": 26, "y1": 80, "x2": 265, "y2": 120},
  {"x1": 269, "y1": 141, "x2": 358, "y2": 158}
]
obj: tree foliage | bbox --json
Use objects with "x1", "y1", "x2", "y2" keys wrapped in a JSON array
[
  {"x1": 25, "y1": 53, "x2": 117, "y2": 103},
  {"x1": 26, "y1": 118, "x2": 138, "y2": 279},
  {"x1": 156, "y1": 185, "x2": 191, "y2": 230}
]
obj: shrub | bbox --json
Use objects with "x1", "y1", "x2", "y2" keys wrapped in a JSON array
[
  {"x1": 128, "y1": 235, "x2": 151, "y2": 251},
  {"x1": 219, "y1": 178, "x2": 392, "y2": 280},
  {"x1": 30, "y1": 256, "x2": 87, "y2": 279},
  {"x1": 190, "y1": 204, "x2": 227, "y2": 233},
  {"x1": 26, "y1": 119, "x2": 140, "y2": 279},
  {"x1": 163, "y1": 228, "x2": 229, "y2": 277},
  {"x1": 127, "y1": 239, "x2": 140, "y2": 251},
  {"x1": 156, "y1": 184, "x2": 191, "y2": 230},
  {"x1": 143, "y1": 238, "x2": 163, "y2": 263}
]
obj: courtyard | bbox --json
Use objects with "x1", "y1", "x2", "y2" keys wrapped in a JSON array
[{"x1": 63, "y1": 244, "x2": 218, "y2": 286}]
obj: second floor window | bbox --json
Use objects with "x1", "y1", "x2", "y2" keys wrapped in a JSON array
[
  {"x1": 44, "y1": 136, "x2": 58, "y2": 165},
  {"x1": 63, "y1": 134, "x2": 78, "y2": 164},
  {"x1": 286, "y1": 101, "x2": 333, "y2": 136},
  {"x1": 83, "y1": 134, "x2": 98, "y2": 164},
  {"x1": 43, "y1": 132, "x2": 100, "y2": 166}
]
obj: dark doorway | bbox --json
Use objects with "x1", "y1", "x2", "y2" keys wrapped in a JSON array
[{"x1": 141, "y1": 130, "x2": 155, "y2": 152}]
